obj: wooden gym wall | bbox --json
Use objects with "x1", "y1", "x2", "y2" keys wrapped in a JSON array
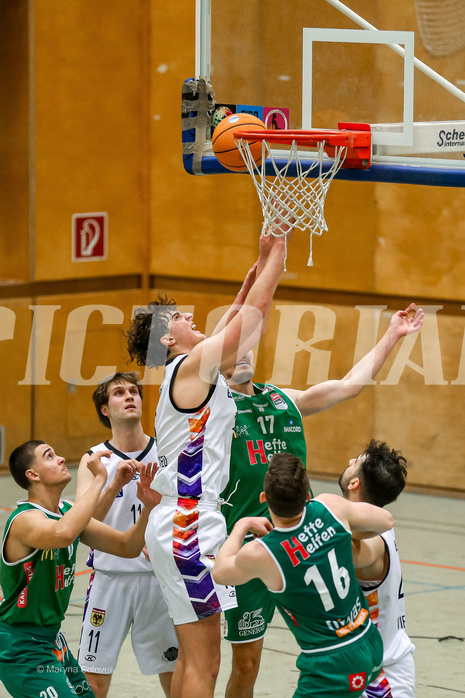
[{"x1": 0, "y1": 1, "x2": 464, "y2": 496}]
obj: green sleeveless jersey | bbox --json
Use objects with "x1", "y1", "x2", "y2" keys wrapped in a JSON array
[
  {"x1": 221, "y1": 384, "x2": 308, "y2": 535},
  {"x1": 259, "y1": 500, "x2": 371, "y2": 653},
  {"x1": 0, "y1": 500, "x2": 79, "y2": 629}
]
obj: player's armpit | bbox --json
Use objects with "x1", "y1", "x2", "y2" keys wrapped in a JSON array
[{"x1": 353, "y1": 536, "x2": 387, "y2": 582}]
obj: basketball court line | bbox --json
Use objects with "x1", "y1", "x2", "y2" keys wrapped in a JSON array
[
  {"x1": 403, "y1": 579, "x2": 465, "y2": 596},
  {"x1": 75, "y1": 568, "x2": 91, "y2": 577},
  {"x1": 401, "y1": 559, "x2": 465, "y2": 573}
]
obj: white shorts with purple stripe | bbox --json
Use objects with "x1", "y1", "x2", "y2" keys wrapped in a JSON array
[{"x1": 145, "y1": 496, "x2": 237, "y2": 625}]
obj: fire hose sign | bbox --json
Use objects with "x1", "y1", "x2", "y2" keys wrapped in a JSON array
[{"x1": 72, "y1": 212, "x2": 108, "y2": 262}]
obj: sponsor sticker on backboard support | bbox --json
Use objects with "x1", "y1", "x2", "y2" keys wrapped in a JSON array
[
  {"x1": 234, "y1": 105, "x2": 290, "y2": 129},
  {"x1": 263, "y1": 107, "x2": 290, "y2": 129}
]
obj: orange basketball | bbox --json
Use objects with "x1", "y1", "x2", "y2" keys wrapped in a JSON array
[{"x1": 212, "y1": 113, "x2": 266, "y2": 172}]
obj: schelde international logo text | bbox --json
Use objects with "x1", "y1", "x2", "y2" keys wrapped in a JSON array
[{"x1": 437, "y1": 128, "x2": 465, "y2": 147}]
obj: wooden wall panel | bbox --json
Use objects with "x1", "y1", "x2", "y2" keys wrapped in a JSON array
[
  {"x1": 373, "y1": 312, "x2": 465, "y2": 492},
  {"x1": 0, "y1": 0, "x2": 29, "y2": 282},
  {"x1": 32, "y1": 0, "x2": 150, "y2": 281},
  {"x1": 32, "y1": 289, "x2": 155, "y2": 462},
  {"x1": 375, "y1": 185, "x2": 465, "y2": 299},
  {"x1": 0, "y1": 298, "x2": 33, "y2": 471}
]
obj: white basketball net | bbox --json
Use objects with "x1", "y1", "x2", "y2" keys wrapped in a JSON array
[{"x1": 236, "y1": 138, "x2": 348, "y2": 268}]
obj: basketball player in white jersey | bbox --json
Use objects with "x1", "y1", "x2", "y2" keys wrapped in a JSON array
[
  {"x1": 76, "y1": 372, "x2": 178, "y2": 698},
  {"x1": 339, "y1": 440, "x2": 415, "y2": 698},
  {"x1": 125, "y1": 232, "x2": 290, "y2": 698}
]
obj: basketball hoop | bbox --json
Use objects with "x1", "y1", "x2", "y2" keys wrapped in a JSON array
[{"x1": 233, "y1": 127, "x2": 371, "y2": 267}]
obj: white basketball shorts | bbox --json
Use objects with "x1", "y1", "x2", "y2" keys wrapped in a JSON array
[
  {"x1": 78, "y1": 570, "x2": 178, "y2": 675},
  {"x1": 145, "y1": 496, "x2": 237, "y2": 625},
  {"x1": 363, "y1": 648, "x2": 415, "y2": 698}
]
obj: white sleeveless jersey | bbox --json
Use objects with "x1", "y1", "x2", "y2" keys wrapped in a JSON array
[
  {"x1": 359, "y1": 528, "x2": 414, "y2": 665},
  {"x1": 88, "y1": 438, "x2": 157, "y2": 574},
  {"x1": 153, "y1": 354, "x2": 236, "y2": 502}
]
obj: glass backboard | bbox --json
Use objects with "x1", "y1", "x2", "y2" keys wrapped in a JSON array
[{"x1": 183, "y1": 0, "x2": 465, "y2": 186}]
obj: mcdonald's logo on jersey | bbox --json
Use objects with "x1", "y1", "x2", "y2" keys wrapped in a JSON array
[
  {"x1": 41, "y1": 549, "x2": 54, "y2": 561},
  {"x1": 91, "y1": 608, "x2": 106, "y2": 627}
]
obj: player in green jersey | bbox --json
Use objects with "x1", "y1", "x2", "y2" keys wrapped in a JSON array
[
  {"x1": 0, "y1": 439, "x2": 159, "y2": 698},
  {"x1": 220, "y1": 300, "x2": 423, "y2": 698},
  {"x1": 213, "y1": 452, "x2": 394, "y2": 698}
]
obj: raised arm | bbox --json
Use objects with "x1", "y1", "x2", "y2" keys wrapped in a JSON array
[
  {"x1": 199, "y1": 236, "x2": 288, "y2": 373},
  {"x1": 80, "y1": 463, "x2": 159, "y2": 558},
  {"x1": 172, "y1": 235, "x2": 288, "y2": 408},
  {"x1": 5, "y1": 453, "x2": 109, "y2": 561},
  {"x1": 210, "y1": 263, "x2": 258, "y2": 337},
  {"x1": 285, "y1": 303, "x2": 425, "y2": 417},
  {"x1": 212, "y1": 516, "x2": 274, "y2": 587},
  {"x1": 316, "y1": 493, "x2": 394, "y2": 539},
  {"x1": 211, "y1": 234, "x2": 277, "y2": 337},
  {"x1": 76, "y1": 451, "x2": 139, "y2": 522},
  {"x1": 81, "y1": 506, "x2": 150, "y2": 558}
]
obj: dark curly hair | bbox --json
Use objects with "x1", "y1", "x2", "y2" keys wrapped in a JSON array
[
  {"x1": 125, "y1": 293, "x2": 177, "y2": 368},
  {"x1": 356, "y1": 440, "x2": 408, "y2": 507}
]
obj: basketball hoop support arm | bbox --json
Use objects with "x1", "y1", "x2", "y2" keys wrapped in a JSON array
[
  {"x1": 195, "y1": 0, "x2": 212, "y2": 80},
  {"x1": 324, "y1": 0, "x2": 465, "y2": 103}
]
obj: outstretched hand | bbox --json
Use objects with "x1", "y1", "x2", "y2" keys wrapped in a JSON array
[
  {"x1": 86, "y1": 450, "x2": 112, "y2": 483},
  {"x1": 136, "y1": 462, "x2": 161, "y2": 510},
  {"x1": 390, "y1": 303, "x2": 425, "y2": 337},
  {"x1": 237, "y1": 262, "x2": 258, "y2": 303},
  {"x1": 114, "y1": 459, "x2": 140, "y2": 489}
]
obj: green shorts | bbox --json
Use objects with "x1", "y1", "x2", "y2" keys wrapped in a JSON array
[
  {"x1": 223, "y1": 577, "x2": 275, "y2": 643},
  {"x1": 0, "y1": 622, "x2": 94, "y2": 698},
  {"x1": 294, "y1": 622, "x2": 383, "y2": 698}
]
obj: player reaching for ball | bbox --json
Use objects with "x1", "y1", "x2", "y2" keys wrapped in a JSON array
[{"x1": 125, "y1": 228, "x2": 292, "y2": 698}]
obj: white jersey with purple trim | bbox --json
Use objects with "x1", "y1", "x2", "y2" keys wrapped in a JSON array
[
  {"x1": 359, "y1": 529, "x2": 415, "y2": 667},
  {"x1": 88, "y1": 438, "x2": 157, "y2": 574},
  {"x1": 152, "y1": 354, "x2": 237, "y2": 502}
]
